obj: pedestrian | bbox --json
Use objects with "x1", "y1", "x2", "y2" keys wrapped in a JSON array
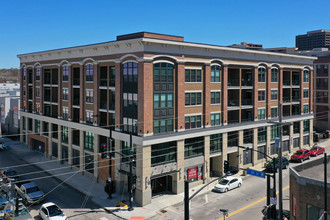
[{"x1": 105, "y1": 177, "x2": 112, "y2": 199}]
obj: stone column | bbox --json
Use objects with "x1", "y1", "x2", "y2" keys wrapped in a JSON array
[
  {"x1": 48, "y1": 123, "x2": 53, "y2": 158},
  {"x1": 68, "y1": 127, "x2": 73, "y2": 165},
  {"x1": 237, "y1": 130, "x2": 244, "y2": 169},
  {"x1": 219, "y1": 133, "x2": 228, "y2": 175},
  {"x1": 40, "y1": 67, "x2": 44, "y2": 115},
  {"x1": 222, "y1": 66, "x2": 228, "y2": 125},
  {"x1": 93, "y1": 63, "x2": 99, "y2": 125},
  {"x1": 135, "y1": 145, "x2": 152, "y2": 206},
  {"x1": 173, "y1": 140, "x2": 184, "y2": 194},
  {"x1": 57, "y1": 66, "x2": 62, "y2": 118},
  {"x1": 309, "y1": 70, "x2": 314, "y2": 113},
  {"x1": 204, "y1": 64, "x2": 211, "y2": 127},
  {"x1": 289, "y1": 124, "x2": 294, "y2": 153},
  {"x1": 266, "y1": 126, "x2": 271, "y2": 159},
  {"x1": 114, "y1": 139, "x2": 123, "y2": 194},
  {"x1": 137, "y1": 61, "x2": 153, "y2": 135},
  {"x1": 93, "y1": 134, "x2": 99, "y2": 178},
  {"x1": 309, "y1": 119, "x2": 313, "y2": 145},
  {"x1": 176, "y1": 62, "x2": 185, "y2": 131},
  {"x1": 79, "y1": 64, "x2": 85, "y2": 123},
  {"x1": 204, "y1": 136, "x2": 210, "y2": 181},
  {"x1": 299, "y1": 120, "x2": 303, "y2": 148},
  {"x1": 79, "y1": 130, "x2": 84, "y2": 172},
  {"x1": 115, "y1": 62, "x2": 122, "y2": 132},
  {"x1": 32, "y1": 119, "x2": 36, "y2": 134},
  {"x1": 58, "y1": 126, "x2": 62, "y2": 162},
  {"x1": 253, "y1": 67, "x2": 258, "y2": 121},
  {"x1": 68, "y1": 65, "x2": 72, "y2": 120},
  {"x1": 252, "y1": 128, "x2": 258, "y2": 165}
]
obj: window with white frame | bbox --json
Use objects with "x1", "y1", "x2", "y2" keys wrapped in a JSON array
[
  {"x1": 86, "y1": 89, "x2": 93, "y2": 103},
  {"x1": 185, "y1": 69, "x2": 202, "y2": 82},
  {"x1": 303, "y1": 89, "x2": 309, "y2": 98},
  {"x1": 63, "y1": 66, "x2": 69, "y2": 81},
  {"x1": 258, "y1": 109, "x2": 265, "y2": 120},
  {"x1": 211, "y1": 113, "x2": 221, "y2": 126},
  {"x1": 211, "y1": 91, "x2": 220, "y2": 104},
  {"x1": 303, "y1": 104, "x2": 309, "y2": 113},
  {"x1": 86, "y1": 111, "x2": 93, "y2": 124},
  {"x1": 271, "y1": 90, "x2": 278, "y2": 100},
  {"x1": 258, "y1": 67, "x2": 266, "y2": 82},
  {"x1": 303, "y1": 70, "x2": 309, "y2": 82},
  {"x1": 185, "y1": 115, "x2": 202, "y2": 129},
  {"x1": 36, "y1": 67, "x2": 41, "y2": 81},
  {"x1": 271, "y1": 68, "x2": 278, "y2": 82},
  {"x1": 271, "y1": 107, "x2": 278, "y2": 118},
  {"x1": 86, "y1": 64, "x2": 94, "y2": 81},
  {"x1": 258, "y1": 90, "x2": 265, "y2": 101},
  {"x1": 211, "y1": 65, "x2": 221, "y2": 82},
  {"x1": 62, "y1": 107, "x2": 68, "y2": 120},
  {"x1": 185, "y1": 92, "x2": 202, "y2": 106},
  {"x1": 63, "y1": 88, "x2": 68, "y2": 101}
]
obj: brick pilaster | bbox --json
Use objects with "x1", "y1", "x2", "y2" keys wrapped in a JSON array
[
  {"x1": 40, "y1": 67, "x2": 44, "y2": 114},
  {"x1": 222, "y1": 66, "x2": 228, "y2": 124},
  {"x1": 25, "y1": 69, "x2": 29, "y2": 110},
  {"x1": 68, "y1": 65, "x2": 72, "y2": 120},
  {"x1": 177, "y1": 63, "x2": 185, "y2": 131},
  {"x1": 115, "y1": 62, "x2": 122, "y2": 131},
  {"x1": 309, "y1": 70, "x2": 313, "y2": 112},
  {"x1": 20, "y1": 68, "x2": 24, "y2": 110},
  {"x1": 93, "y1": 63, "x2": 99, "y2": 125},
  {"x1": 300, "y1": 69, "x2": 304, "y2": 114},
  {"x1": 267, "y1": 67, "x2": 271, "y2": 118},
  {"x1": 58, "y1": 66, "x2": 62, "y2": 118},
  {"x1": 253, "y1": 67, "x2": 258, "y2": 120},
  {"x1": 32, "y1": 67, "x2": 36, "y2": 113},
  {"x1": 79, "y1": 64, "x2": 85, "y2": 122},
  {"x1": 138, "y1": 61, "x2": 153, "y2": 135},
  {"x1": 204, "y1": 64, "x2": 211, "y2": 127}
]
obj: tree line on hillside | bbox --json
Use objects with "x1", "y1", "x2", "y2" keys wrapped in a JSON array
[{"x1": 0, "y1": 68, "x2": 19, "y2": 83}]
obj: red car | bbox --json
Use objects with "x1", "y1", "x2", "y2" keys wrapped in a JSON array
[
  {"x1": 310, "y1": 146, "x2": 325, "y2": 156},
  {"x1": 291, "y1": 149, "x2": 311, "y2": 162}
]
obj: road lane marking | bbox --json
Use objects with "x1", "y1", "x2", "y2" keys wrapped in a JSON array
[
  {"x1": 205, "y1": 194, "x2": 208, "y2": 203},
  {"x1": 218, "y1": 185, "x2": 290, "y2": 220},
  {"x1": 100, "y1": 217, "x2": 109, "y2": 220}
]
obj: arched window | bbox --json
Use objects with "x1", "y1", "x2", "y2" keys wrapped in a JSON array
[
  {"x1": 271, "y1": 68, "x2": 278, "y2": 82},
  {"x1": 258, "y1": 67, "x2": 266, "y2": 82},
  {"x1": 86, "y1": 64, "x2": 93, "y2": 81},
  {"x1": 303, "y1": 70, "x2": 309, "y2": 82},
  {"x1": 211, "y1": 65, "x2": 221, "y2": 82}
]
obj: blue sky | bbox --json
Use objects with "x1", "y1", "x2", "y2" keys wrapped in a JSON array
[{"x1": 1, "y1": 0, "x2": 329, "y2": 68}]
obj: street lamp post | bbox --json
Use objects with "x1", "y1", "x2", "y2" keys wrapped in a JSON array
[{"x1": 238, "y1": 146, "x2": 277, "y2": 219}]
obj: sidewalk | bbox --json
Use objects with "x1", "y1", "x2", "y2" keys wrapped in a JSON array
[{"x1": 1, "y1": 138, "x2": 225, "y2": 220}]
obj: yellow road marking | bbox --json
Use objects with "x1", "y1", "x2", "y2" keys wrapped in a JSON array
[{"x1": 218, "y1": 185, "x2": 290, "y2": 220}]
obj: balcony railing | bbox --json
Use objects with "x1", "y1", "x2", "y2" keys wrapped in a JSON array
[
  {"x1": 109, "y1": 104, "x2": 115, "y2": 111},
  {"x1": 100, "y1": 79, "x2": 107, "y2": 87},
  {"x1": 44, "y1": 78, "x2": 51, "y2": 84},
  {"x1": 283, "y1": 80, "x2": 290, "y2": 86},
  {"x1": 292, "y1": 96, "x2": 299, "y2": 102},
  {"x1": 109, "y1": 79, "x2": 115, "y2": 87},
  {"x1": 228, "y1": 79, "x2": 239, "y2": 87},
  {"x1": 100, "y1": 102, "x2": 107, "y2": 110},
  {"x1": 283, "y1": 97, "x2": 290, "y2": 103},
  {"x1": 241, "y1": 79, "x2": 252, "y2": 86},
  {"x1": 44, "y1": 96, "x2": 50, "y2": 102},
  {"x1": 73, "y1": 98, "x2": 80, "y2": 106},
  {"x1": 241, "y1": 117, "x2": 253, "y2": 122},
  {"x1": 241, "y1": 99, "x2": 252, "y2": 105},
  {"x1": 73, "y1": 78, "x2": 80, "y2": 86},
  {"x1": 292, "y1": 80, "x2": 299, "y2": 86}
]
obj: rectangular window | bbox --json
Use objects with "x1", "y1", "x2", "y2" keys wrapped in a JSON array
[
  {"x1": 258, "y1": 68, "x2": 266, "y2": 82},
  {"x1": 303, "y1": 89, "x2": 309, "y2": 98},
  {"x1": 258, "y1": 109, "x2": 265, "y2": 120},
  {"x1": 185, "y1": 115, "x2": 202, "y2": 129},
  {"x1": 271, "y1": 125, "x2": 278, "y2": 140},
  {"x1": 153, "y1": 93, "x2": 173, "y2": 109},
  {"x1": 258, "y1": 127, "x2": 267, "y2": 143},
  {"x1": 63, "y1": 66, "x2": 69, "y2": 81},
  {"x1": 63, "y1": 88, "x2": 68, "y2": 101},
  {"x1": 153, "y1": 119, "x2": 173, "y2": 134},
  {"x1": 86, "y1": 111, "x2": 93, "y2": 124},
  {"x1": 271, "y1": 107, "x2": 278, "y2": 118},
  {"x1": 151, "y1": 142, "x2": 177, "y2": 165},
  {"x1": 86, "y1": 64, "x2": 94, "y2": 81},
  {"x1": 303, "y1": 120, "x2": 309, "y2": 133},
  {"x1": 211, "y1": 113, "x2": 221, "y2": 126},
  {"x1": 243, "y1": 149, "x2": 252, "y2": 165},
  {"x1": 86, "y1": 89, "x2": 93, "y2": 103},
  {"x1": 61, "y1": 126, "x2": 68, "y2": 144},
  {"x1": 62, "y1": 107, "x2": 68, "y2": 120},
  {"x1": 84, "y1": 131, "x2": 94, "y2": 151},
  {"x1": 185, "y1": 92, "x2": 202, "y2": 106},
  {"x1": 35, "y1": 120, "x2": 40, "y2": 134},
  {"x1": 303, "y1": 104, "x2": 309, "y2": 113},
  {"x1": 36, "y1": 87, "x2": 40, "y2": 98},
  {"x1": 257, "y1": 145, "x2": 266, "y2": 160},
  {"x1": 271, "y1": 90, "x2": 278, "y2": 100},
  {"x1": 303, "y1": 70, "x2": 309, "y2": 82},
  {"x1": 185, "y1": 69, "x2": 202, "y2": 82},
  {"x1": 210, "y1": 134, "x2": 222, "y2": 153},
  {"x1": 258, "y1": 90, "x2": 265, "y2": 101},
  {"x1": 211, "y1": 92, "x2": 221, "y2": 104},
  {"x1": 211, "y1": 65, "x2": 221, "y2": 82},
  {"x1": 184, "y1": 137, "x2": 204, "y2": 159},
  {"x1": 271, "y1": 69, "x2": 278, "y2": 82},
  {"x1": 36, "y1": 67, "x2": 41, "y2": 81}
]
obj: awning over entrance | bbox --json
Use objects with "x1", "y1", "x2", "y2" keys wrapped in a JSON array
[{"x1": 150, "y1": 170, "x2": 179, "y2": 180}]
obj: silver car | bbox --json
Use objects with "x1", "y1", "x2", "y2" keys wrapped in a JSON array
[{"x1": 213, "y1": 176, "x2": 243, "y2": 193}]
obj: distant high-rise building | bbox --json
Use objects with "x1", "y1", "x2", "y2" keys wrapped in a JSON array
[{"x1": 296, "y1": 30, "x2": 330, "y2": 51}]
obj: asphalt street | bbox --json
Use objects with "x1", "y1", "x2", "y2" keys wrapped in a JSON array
[{"x1": 0, "y1": 145, "x2": 111, "y2": 220}]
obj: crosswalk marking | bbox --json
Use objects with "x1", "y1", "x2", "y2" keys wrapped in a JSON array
[{"x1": 100, "y1": 217, "x2": 109, "y2": 220}]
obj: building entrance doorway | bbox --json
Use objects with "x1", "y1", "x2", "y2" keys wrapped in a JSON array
[
  {"x1": 151, "y1": 175, "x2": 172, "y2": 195},
  {"x1": 31, "y1": 139, "x2": 45, "y2": 153}
]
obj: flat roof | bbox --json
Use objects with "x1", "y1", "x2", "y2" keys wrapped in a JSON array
[{"x1": 293, "y1": 156, "x2": 330, "y2": 182}]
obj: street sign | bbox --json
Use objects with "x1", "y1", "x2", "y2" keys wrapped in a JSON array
[
  {"x1": 246, "y1": 169, "x2": 265, "y2": 178},
  {"x1": 0, "y1": 208, "x2": 11, "y2": 214},
  {"x1": 270, "y1": 196, "x2": 277, "y2": 205},
  {"x1": 275, "y1": 138, "x2": 280, "y2": 149}
]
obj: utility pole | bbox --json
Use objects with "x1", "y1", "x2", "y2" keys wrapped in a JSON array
[
  {"x1": 278, "y1": 102, "x2": 283, "y2": 219},
  {"x1": 324, "y1": 153, "x2": 328, "y2": 220},
  {"x1": 128, "y1": 130, "x2": 134, "y2": 211},
  {"x1": 184, "y1": 180, "x2": 189, "y2": 220}
]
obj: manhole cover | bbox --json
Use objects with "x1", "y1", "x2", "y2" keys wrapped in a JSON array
[{"x1": 160, "y1": 210, "x2": 167, "y2": 213}]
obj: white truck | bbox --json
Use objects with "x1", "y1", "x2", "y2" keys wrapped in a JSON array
[{"x1": 15, "y1": 182, "x2": 45, "y2": 205}]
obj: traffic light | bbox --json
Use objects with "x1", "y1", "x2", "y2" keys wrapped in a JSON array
[
  {"x1": 132, "y1": 175, "x2": 137, "y2": 190},
  {"x1": 224, "y1": 160, "x2": 229, "y2": 173},
  {"x1": 101, "y1": 144, "x2": 108, "y2": 159},
  {"x1": 15, "y1": 197, "x2": 23, "y2": 215}
]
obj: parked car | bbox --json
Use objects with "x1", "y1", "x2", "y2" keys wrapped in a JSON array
[
  {"x1": 213, "y1": 176, "x2": 242, "y2": 193},
  {"x1": 265, "y1": 157, "x2": 289, "y2": 173},
  {"x1": 0, "y1": 143, "x2": 8, "y2": 151},
  {"x1": 310, "y1": 146, "x2": 325, "y2": 156},
  {"x1": 15, "y1": 181, "x2": 45, "y2": 205},
  {"x1": 0, "y1": 168, "x2": 20, "y2": 183},
  {"x1": 39, "y1": 202, "x2": 67, "y2": 220},
  {"x1": 290, "y1": 149, "x2": 311, "y2": 162}
]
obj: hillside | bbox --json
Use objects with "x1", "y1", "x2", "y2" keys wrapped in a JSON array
[{"x1": 0, "y1": 68, "x2": 19, "y2": 83}]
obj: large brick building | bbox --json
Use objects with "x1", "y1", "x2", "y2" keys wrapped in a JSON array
[{"x1": 18, "y1": 32, "x2": 315, "y2": 205}]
